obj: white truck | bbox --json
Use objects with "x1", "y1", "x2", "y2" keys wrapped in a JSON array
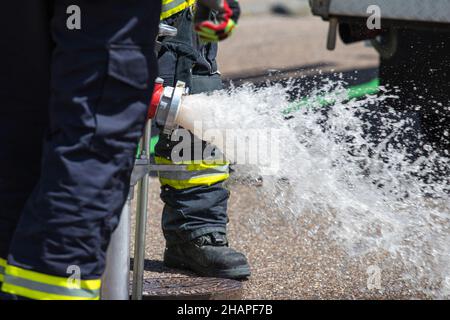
[{"x1": 309, "y1": 0, "x2": 450, "y2": 153}]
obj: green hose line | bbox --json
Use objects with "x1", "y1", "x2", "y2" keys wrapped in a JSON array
[
  {"x1": 150, "y1": 135, "x2": 159, "y2": 155},
  {"x1": 136, "y1": 135, "x2": 159, "y2": 158},
  {"x1": 347, "y1": 78, "x2": 379, "y2": 99},
  {"x1": 283, "y1": 78, "x2": 380, "y2": 115}
]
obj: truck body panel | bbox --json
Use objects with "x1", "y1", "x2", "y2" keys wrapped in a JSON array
[{"x1": 311, "y1": 0, "x2": 450, "y2": 25}]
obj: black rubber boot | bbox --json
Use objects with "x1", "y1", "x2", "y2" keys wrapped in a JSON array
[{"x1": 164, "y1": 232, "x2": 251, "y2": 280}]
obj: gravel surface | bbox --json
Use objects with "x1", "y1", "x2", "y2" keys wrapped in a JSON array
[
  {"x1": 238, "y1": 0, "x2": 311, "y2": 16},
  {"x1": 136, "y1": 179, "x2": 428, "y2": 299},
  {"x1": 217, "y1": 13, "x2": 378, "y2": 79}
]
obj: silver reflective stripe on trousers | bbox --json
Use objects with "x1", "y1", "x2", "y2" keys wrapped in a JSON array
[
  {"x1": 162, "y1": 0, "x2": 191, "y2": 13},
  {"x1": 158, "y1": 165, "x2": 229, "y2": 180},
  {"x1": 3, "y1": 274, "x2": 99, "y2": 299}
]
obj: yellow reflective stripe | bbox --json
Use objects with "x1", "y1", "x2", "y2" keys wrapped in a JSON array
[
  {"x1": 159, "y1": 173, "x2": 229, "y2": 189},
  {"x1": 161, "y1": 0, "x2": 196, "y2": 20},
  {"x1": 197, "y1": 32, "x2": 219, "y2": 43},
  {"x1": 0, "y1": 258, "x2": 6, "y2": 267},
  {"x1": 5, "y1": 264, "x2": 101, "y2": 291},
  {"x1": 5, "y1": 273, "x2": 99, "y2": 298},
  {"x1": 155, "y1": 156, "x2": 230, "y2": 188},
  {"x1": 2, "y1": 283, "x2": 99, "y2": 301},
  {"x1": 155, "y1": 156, "x2": 229, "y2": 171}
]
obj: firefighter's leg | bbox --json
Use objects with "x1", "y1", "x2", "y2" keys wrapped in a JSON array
[
  {"x1": 156, "y1": 132, "x2": 230, "y2": 242},
  {"x1": 155, "y1": 75, "x2": 251, "y2": 279},
  {"x1": 0, "y1": 1, "x2": 52, "y2": 291},
  {"x1": 1, "y1": 0, "x2": 161, "y2": 300}
]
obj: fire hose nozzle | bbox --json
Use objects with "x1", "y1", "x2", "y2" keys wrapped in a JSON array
[{"x1": 148, "y1": 77, "x2": 188, "y2": 135}]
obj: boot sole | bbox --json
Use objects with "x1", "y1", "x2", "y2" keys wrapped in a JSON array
[{"x1": 164, "y1": 252, "x2": 251, "y2": 280}]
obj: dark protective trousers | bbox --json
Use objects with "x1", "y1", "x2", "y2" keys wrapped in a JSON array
[
  {"x1": 155, "y1": 9, "x2": 229, "y2": 245},
  {"x1": 0, "y1": 0, "x2": 160, "y2": 300}
]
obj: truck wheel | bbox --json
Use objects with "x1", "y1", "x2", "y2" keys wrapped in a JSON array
[{"x1": 379, "y1": 28, "x2": 450, "y2": 156}]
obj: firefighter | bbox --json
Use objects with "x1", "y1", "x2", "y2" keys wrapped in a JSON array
[
  {"x1": 0, "y1": 1, "x2": 161, "y2": 300},
  {"x1": 155, "y1": 0, "x2": 251, "y2": 279}
]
